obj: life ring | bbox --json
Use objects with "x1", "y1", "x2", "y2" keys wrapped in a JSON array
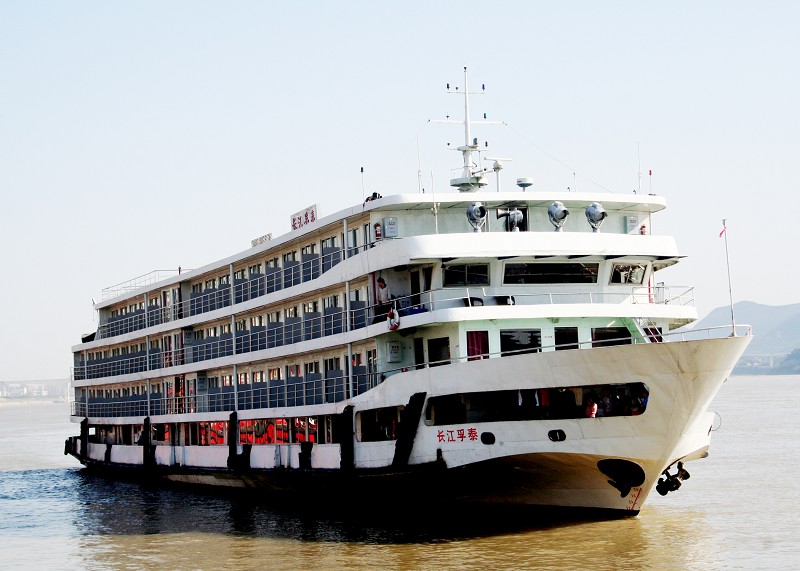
[{"x1": 387, "y1": 308, "x2": 400, "y2": 331}]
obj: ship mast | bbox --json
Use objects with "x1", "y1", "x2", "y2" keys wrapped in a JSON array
[{"x1": 449, "y1": 67, "x2": 488, "y2": 192}]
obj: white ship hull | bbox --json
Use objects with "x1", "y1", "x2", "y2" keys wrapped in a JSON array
[{"x1": 70, "y1": 334, "x2": 749, "y2": 514}]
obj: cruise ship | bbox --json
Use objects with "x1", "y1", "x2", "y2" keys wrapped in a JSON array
[{"x1": 66, "y1": 70, "x2": 751, "y2": 515}]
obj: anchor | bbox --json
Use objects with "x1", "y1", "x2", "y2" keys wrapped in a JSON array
[{"x1": 656, "y1": 461, "x2": 691, "y2": 496}]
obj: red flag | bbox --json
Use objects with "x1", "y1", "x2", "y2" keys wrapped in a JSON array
[{"x1": 719, "y1": 221, "x2": 727, "y2": 237}]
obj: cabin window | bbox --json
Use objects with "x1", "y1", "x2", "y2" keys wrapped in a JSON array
[
  {"x1": 301, "y1": 243, "x2": 317, "y2": 255},
  {"x1": 324, "y1": 294, "x2": 339, "y2": 309},
  {"x1": 425, "y1": 382, "x2": 650, "y2": 425},
  {"x1": 324, "y1": 356, "x2": 341, "y2": 372},
  {"x1": 238, "y1": 419, "x2": 273, "y2": 445},
  {"x1": 443, "y1": 264, "x2": 489, "y2": 287},
  {"x1": 274, "y1": 418, "x2": 290, "y2": 444},
  {"x1": 292, "y1": 417, "x2": 313, "y2": 443},
  {"x1": 250, "y1": 315, "x2": 263, "y2": 328},
  {"x1": 234, "y1": 269, "x2": 246, "y2": 280},
  {"x1": 555, "y1": 327, "x2": 580, "y2": 350},
  {"x1": 191, "y1": 283, "x2": 202, "y2": 293},
  {"x1": 205, "y1": 278, "x2": 217, "y2": 289},
  {"x1": 239, "y1": 419, "x2": 255, "y2": 445},
  {"x1": 266, "y1": 257, "x2": 279, "y2": 268},
  {"x1": 283, "y1": 251, "x2": 297, "y2": 263},
  {"x1": 268, "y1": 367, "x2": 281, "y2": 381},
  {"x1": 503, "y1": 263, "x2": 599, "y2": 284},
  {"x1": 467, "y1": 331, "x2": 490, "y2": 361},
  {"x1": 222, "y1": 374, "x2": 233, "y2": 387},
  {"x1": 358, "y1": 406, "x2": 403, "y2": 442},
  {"x1": 609, "y1": 263, "x2": 646, "y2": 285},
  {"x1": 200, "y1": 421, "x2": 226, "y2": 445},
  {"x1": 238, "y1": 372, "x2": 248, "y2": 385},
  {"x1": 253, "y1": 371, "x2": 265, "y2": 383},
  {"x1": 249, "y1": 263, "x2": 262, "y2": 276},
  {"x1": 219, "y1": 274, "x2": 230, "y2": 286},
  {"x1": 307, "y1": 417, "x2": 318, "y2": 443},
  {"x1": 428, "y1": 337, "x2": 451, "y2": 367},
  {"x1": 349, "y1": 228, "x2": 358, "y2": 255},
  {"x1": 500, "y1": 329, "x2": 541, "y2": 356},
  {"x1": 591, "y1": 327, "x2": 633, "y2": 347}
]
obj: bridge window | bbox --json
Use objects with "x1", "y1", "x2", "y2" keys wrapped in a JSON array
[
  {"x1": 500, "y1": 329, "x2": 541, "y2": 356},
  {"x1": 443, "y1": 264, "x2": 489, "y2": 286},
  {"x1": 610, "y1": 263, "x2": 646, "y2": 285},
  {"x1": 503, "y1": 263, "x2": 599, "y2": 284}
]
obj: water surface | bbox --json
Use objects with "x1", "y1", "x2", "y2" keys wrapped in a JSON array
[{"x1": 1, "y1": 375, "x2": 798, "y2": 570}]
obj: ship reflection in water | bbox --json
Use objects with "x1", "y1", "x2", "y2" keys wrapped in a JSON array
[{"x1": 6, "y1": 467, "x2": 720, "y2": 570}]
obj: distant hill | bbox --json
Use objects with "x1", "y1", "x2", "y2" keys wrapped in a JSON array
[{"x1": 688, "y1": 301, "x2": 800, "y2": 373}]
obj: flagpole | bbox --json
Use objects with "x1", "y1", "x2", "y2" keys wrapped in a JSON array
[{"x1": 721, "y1": 219, "x2": 737, "y2": 336}]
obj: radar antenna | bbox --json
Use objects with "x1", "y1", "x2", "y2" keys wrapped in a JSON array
[{"x1": 433, "y1": 67, "x2": 504, "y2": 192}]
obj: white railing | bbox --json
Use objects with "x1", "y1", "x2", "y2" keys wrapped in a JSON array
[
  {"x1": 77, "y1": 285, "x2": 697, "y2": 381},
  {"x1": 101, "y1": 269, "x2": 188, "y2": 301},
  {"x1": 71, "y1": 323, "x2": 751, "y2": 419}
]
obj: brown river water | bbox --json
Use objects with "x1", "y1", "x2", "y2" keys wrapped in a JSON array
[{"x1": 1, "y1": 374, "x2": 798, "y2": 570}]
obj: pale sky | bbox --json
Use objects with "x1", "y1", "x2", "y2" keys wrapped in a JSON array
[{"x1": 1, "y1": 1, "x2": 797, "y2": 381}]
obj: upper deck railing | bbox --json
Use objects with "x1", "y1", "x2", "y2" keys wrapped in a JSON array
[
  {"x1": 74, "y1": 284, "x2": 696, "y2": 382},
  {"x1": 70, "y1": 323, "x2": 750, "y2": 419},
  {"x1": 102, "y1": 269, "x2": 189, "y2": 301},
  {"x1": 95, "y1": 234, "x2": 692, "y2": 341},
  {"x1": 96, "y1": 245, "x2": 362, "y2": 339}
]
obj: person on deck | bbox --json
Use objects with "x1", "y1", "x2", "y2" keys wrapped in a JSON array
[{"x1": 373, "y1": 277, "x2": 393, "y2": 323}]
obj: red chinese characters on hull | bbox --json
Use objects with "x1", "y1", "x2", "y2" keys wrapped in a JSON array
[{"x1": 436, "y1": 427, "x2": 479, "y2": 443}]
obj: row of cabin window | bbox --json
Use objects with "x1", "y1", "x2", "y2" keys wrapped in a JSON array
[
  {"x1": 190, "y1": 274, "x2": 231, "y2": 294},
  {"x1": 89, "y1": 343, "x2": 148, "y2": 361},
  {"x1": 188, "y1": 222, "x2": 375, "y2": 296},
  {"x1": 87, "y1": 384, "x2": 147, "y2": 399},
  {"x1": 96, "y1": 284, "x2": 363, "y2": 357},
  {"x1": 443, "y1": 262, "x2": 647, "y2": 287},
  {"x1": 189, "y1": 229, "x2": 365, "y2": 295},
  {"x1": 107, "y1": 293, "x2": 167, "y2": 321},
  {"x1": 110, "y1": 301, "x2": 145, "y2": 319},
  {"x1": 112, "y1": 225, "x2": 370, "y2": 317},
  {"x1": 194, "y1": 288, "x2": 360, "y2": 339},
  {"x1": 139, "y1": 416, "x2": 329, "y2": 446},
  {"x1": 84, "y1": 350, "x2": 375, "y2": 398},
  {"x1": 88, "y1": 336, "x2": 167, "y2": 362}
]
